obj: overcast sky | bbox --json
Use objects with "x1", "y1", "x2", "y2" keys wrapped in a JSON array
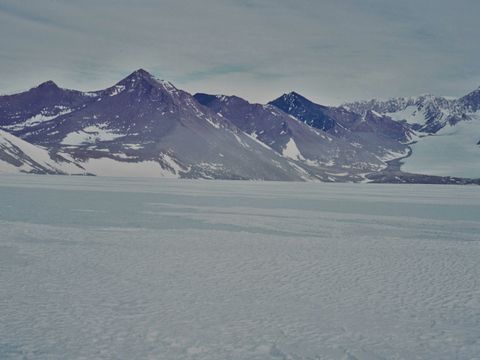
[{"x1": 1, "y1": 0, "x2": 479, "y2": 105}]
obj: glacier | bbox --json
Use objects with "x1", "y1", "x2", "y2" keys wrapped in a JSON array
[
  {"x1": 402, "y1": 114, "x2": 480, "y2": 178},
  {"x1": 0, "y1": 175, "x2": 479, "y2": 359}
]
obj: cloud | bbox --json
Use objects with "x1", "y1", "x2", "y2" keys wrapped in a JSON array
[
  {"x1": 177, "y1": 64, "x2": 253, "y2": 82},
  {"x1": 1, "y1": 0, "x2": 479, "y2": 105}
]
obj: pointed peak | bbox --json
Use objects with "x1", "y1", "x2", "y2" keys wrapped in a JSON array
[
  {"x1": 116, "y1": 69, "x2": 178, "y2": 93},
  {"x1": 130, "y1": 68, "x2": 154, "y2": 79},
  {"x1": 285, "y1": 91, "x2": 303, "y2": 98},
  {"x1": 36, "y1": 80, "x2": 60, "y2": 90},
  {"x1": 121, "y1": 68, "x2": 156, "y2": 83},
  {"x1": 278, "y1": 91, "x2": 308, "y2": 102},
  {"x1": 270, "y1": 91, "x2": 309, "y2": 107}
]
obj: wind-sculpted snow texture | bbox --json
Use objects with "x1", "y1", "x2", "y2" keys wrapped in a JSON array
[{"x1": 1, "y1": 175, "x2": 479, "y2": 359}]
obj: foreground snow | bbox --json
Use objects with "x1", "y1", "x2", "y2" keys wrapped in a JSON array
[{"x1": 0, "y1": 175, "x2": 479, "y2": 359}]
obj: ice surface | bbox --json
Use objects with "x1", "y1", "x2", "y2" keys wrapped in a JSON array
[
  {"x1": 402, "y1": 114, "x2": 480, "y2": 178},
  {"x1": 79, "y1": 158, "x2": 180, "y2": 178},
  {"x1": 0, "y1": 175, "x2": 479, "y2": 359}
]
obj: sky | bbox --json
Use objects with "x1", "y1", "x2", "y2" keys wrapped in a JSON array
[{"x1": 1, "y1": 0, "x2": 479, "y2": 105}]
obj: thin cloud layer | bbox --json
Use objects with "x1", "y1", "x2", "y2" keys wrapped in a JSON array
[{"x1": 1, "y1": 0, "x2": 479, "y2": 105}]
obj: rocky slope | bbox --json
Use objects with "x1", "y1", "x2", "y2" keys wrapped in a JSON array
[
  {"x1": 269, "y1": 92, "x2": 413, "y2": 162},
  {"x1": 194, "y1": 93, "x2": 386, "y2": 182},
  {"x1": 0, "y1": 70, "x2": 478, "y2": 182}
]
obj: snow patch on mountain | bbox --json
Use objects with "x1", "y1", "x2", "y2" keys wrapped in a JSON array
[
  {"x1": 160, "y1": 153, "x2": 185, "y2": 175},
  {"x1": 61, "y1": 124, "x2": 125, "y2": 145},
  {"x1": 381, "y1": 148, "x2": 410, "y2": 162},
  {"x1": 108, "y1": 85, "x2": 126, "y2": 96},
  {"x1": 386, "y1": 105, "x2": 428, "y2": 125},
  {"x1": 3, "y1": 106, "x2": 73, "y2": 131},
  {"x1": 282, "y1": 138, "x2": 305, "y2": 161}
]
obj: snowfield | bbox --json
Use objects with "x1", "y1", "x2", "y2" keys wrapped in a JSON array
[
  {"x1": 402, "y1": 115, "x2": 480, "y2": 178},
  {"x1": 0, "y1": 175, "x2": 479, "y2": 360}
]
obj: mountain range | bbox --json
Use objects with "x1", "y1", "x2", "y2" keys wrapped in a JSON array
[{"x1": 0, "y1": 69, "x2": 478, "y2": 183}]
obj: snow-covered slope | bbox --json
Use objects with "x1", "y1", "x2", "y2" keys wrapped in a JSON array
[
  {"x1": 401, "y1": 113, "x2": 480, "y2": 178},
  {"x1": 343, "y1": 88, "x2": 480, "y2": 179},
  {"x1": 1, "y1": 70, "x2": 478, "y2": 182},
  {"x1": 0, "y1": 80, "x2": 98, "y2": 136},
  {"x1": 1, "y1": 70, "x2": 308, "y2": 180},
  {"x1": 269, "y1": 92, "x2": 413, "y2": 163},
  {"x1": 343, "y1": 90, "x2": 480, "y2": 134},
  {"x1": 0, "y1": 129, "x2": 84, "y2": 174},
  {"x1": 194, "y1": 93, "x2": 386, "y2": 182}
]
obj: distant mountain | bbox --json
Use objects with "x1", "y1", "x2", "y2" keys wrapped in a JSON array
[
  {"x1": 269, "y1": 92, "x2": 413, "y2": 161},
  {"x1": 342, "y1": 89, "x2": 480, "y2": 134},
  {"x1": 0, "y1": 129, "x2": 84, "y2": 175},
  {"x1": 194, "y1": 93, "x2": 385, "y2": 182},
  {"x1": 341, "y1": 88, "x2": 480, "y2": 179},
  {"x1": 0, "y1": 69, "x2": 478, "y2": 183},
  {"x1": 0, "y1": 80, "x2": 98, "y2": 135},
  {"x1": 458, "y1": 87, "x2": 480, "y2": 113},
  {"x1": 269, "y1": 92, "x2": 336, "y2": 131},
  {"x1": 0, "y1": 70, "x2": 311, "y2": 180}
]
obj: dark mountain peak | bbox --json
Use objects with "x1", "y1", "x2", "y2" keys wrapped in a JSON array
[
  {"x1": 117, "y1": 69, "x2": 175, "y2": 90},
  {"x1": 118, "y1": 68, "x2": 156, "y2": 85},
  {"x1": 194, "y1": 93, "x2": 220, "y2": 107},
  {"x1": 284, "y1": 91, "x2": 305, "y2": 100},
  {"x1": 274, "y1": 91, "x2": 307, "y2": 105},
  {"x1": 111, "y1": 69, "x2": 180, "y2": 102},
  {"x1": 128, "y1": 68, "x2": 154, "y2": 80},
  {"x1": 269, "y1": 93, "x2": 336, "y2": 131},
  {"x1": 194, "y1": 93, "x2": 247, "y2": 107},
  {"x1": 270, "y1": 91, "x2": 325, "y2": 111},
  {"x1": 36, "y1": 80, "x2": 60, "y2": 91}
]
